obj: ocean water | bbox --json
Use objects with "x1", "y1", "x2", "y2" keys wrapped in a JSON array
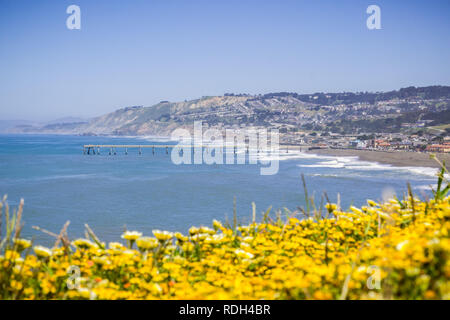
[{"x1": 0, "y1": 134, "x2": 437, "y2": 246}]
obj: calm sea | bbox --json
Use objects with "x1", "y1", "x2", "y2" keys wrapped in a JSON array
[{"x1": 0, "y1": 134, "x2": 437, "y2": 245}]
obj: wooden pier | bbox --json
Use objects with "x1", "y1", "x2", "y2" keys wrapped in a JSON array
[
  {"x1": 82, "y1": 144, "x2": 306, "y2": 155},
  {"x1": 83, "y1": 144, "x2": 177, "y2": 155}
]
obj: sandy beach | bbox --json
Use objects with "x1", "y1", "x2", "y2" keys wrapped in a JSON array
[{"x1": 303, "y1": 148, "x2": 450, "y2": 169}]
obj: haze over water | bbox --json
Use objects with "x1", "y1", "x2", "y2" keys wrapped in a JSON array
[{"x1": 0, "y1": 134, "x2": 437, "y2": 245}]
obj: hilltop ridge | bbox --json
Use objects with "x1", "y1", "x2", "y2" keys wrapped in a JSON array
[{"x1": 7, "y1": 86, "x2": 450, "y2": 137}]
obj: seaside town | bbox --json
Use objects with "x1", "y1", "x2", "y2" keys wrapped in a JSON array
[
  {"x1": 277, "y1": 130, "x2": 450, "y2": 153},
  {"x1": 181, "y1": 88, "x2": 450, "y2": 154}
]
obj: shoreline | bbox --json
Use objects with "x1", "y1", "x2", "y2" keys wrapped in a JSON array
[{"x1": 303, "y1": 148, "x2": 449, "y2": 169}]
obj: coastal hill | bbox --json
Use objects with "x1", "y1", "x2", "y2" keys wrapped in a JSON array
[{"x1": 7, "y1": 85, "x2": 450, "y2": 136}]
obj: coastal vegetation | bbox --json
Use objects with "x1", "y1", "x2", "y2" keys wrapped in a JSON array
[{"x1": 0, "y1": 162, "x2": 449, "y2": 300}]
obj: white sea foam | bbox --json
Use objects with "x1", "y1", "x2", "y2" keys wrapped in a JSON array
[
  {"x1": 296, "y1": 152, "x2": 440, "y2": 178},
  {"x1": 256, "y1": 149, "x2": 336, "y2": 162},
  {"x1": 46, "y1": 174, "x2": 95, "y2": 180},
  {"x1": 310, "y1": 173, "x2": 340, "y2": 178},
  {"x1": 125, "y1": 134, "x2": 442, "y2": 179},
  {"x1": 111, "y1": 134, "x2": 176, "y2": 143},
  {"x1": 3, "y1": 174, "x2": 97, "y2": 183},
  {"x1": 415, "y1": 184, "x2": 437, "y2": 191},
  {"x1": 140, "y1": 135, "x2": 176, "y2": 143}
]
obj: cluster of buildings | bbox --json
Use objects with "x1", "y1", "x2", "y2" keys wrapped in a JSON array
[
  {"x1": 425, "y1": 142, "x2": 450, "y2": 153},
  {"x1": 278, "y1": 131, "x2": 450, "y2": 154}
]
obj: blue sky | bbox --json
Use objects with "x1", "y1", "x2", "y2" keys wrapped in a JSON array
[{"x1": 0, "y1": 0, "x2": 449, "y2": 120}]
